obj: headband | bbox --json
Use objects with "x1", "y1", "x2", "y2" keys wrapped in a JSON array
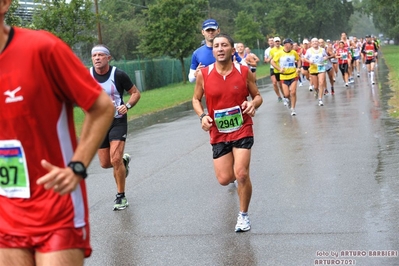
[{"x1": 91, "y1": 46, "x2": 110, "y2": 56}]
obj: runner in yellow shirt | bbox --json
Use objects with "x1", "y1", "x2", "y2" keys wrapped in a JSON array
[{"x1": 271, "y1": 38, "x2": 301, "y2": 116}]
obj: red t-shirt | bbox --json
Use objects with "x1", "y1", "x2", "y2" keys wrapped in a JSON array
[
  {"x1": 0, "y1": 27, "x2": 102, "y2": 235},
  {"x1": 363, "y1": 43, "x2": 377, "y2": 60},
  {"x1": 337, "y1": 48, "x2": 350, "y2": 64},
  {"x1": 201, "y1": 63, "x2": 253, "y2": 144}
]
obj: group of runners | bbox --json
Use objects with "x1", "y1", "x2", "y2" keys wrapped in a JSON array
[
  {"x1": 0, "y1": 1, "x2": 384, "y2": 261},
  {"x1": 264, "y1": 32, "x2": 380, "y2": 115}
]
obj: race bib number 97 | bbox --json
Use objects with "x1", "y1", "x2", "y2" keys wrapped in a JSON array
[
  {"x1": 214, "y1": 106, "x2": 243, "y2": 133},
  {"x1": 0, "y1": 140, "x2": 30, "y2": 198}
]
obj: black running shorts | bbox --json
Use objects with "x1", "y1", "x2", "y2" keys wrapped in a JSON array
[
  {"x1": 212, "y1": 137, "x2": 254, "y2": 159},
  {"x1": 100, "y1": 116, "x2": 128, "y2": 149}
]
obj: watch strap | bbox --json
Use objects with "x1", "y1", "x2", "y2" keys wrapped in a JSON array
[{"x1": 199, "y1": 113, "x2": 206, "y2": 122}]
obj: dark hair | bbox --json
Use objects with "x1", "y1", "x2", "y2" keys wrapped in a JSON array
[{"x1": 212, "y1": 33, "x2": 234, "y2": 47}]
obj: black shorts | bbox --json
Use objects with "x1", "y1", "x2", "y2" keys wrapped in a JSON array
[
  {"x1": 100, "y1": 116, "x2": 128, "y2": 149},
  {"x1": 365, "y1": 59, "x2": 375, "y2": 64},
  {"x1": 302, "y1": 66, "x2": 309, "y2": 71},
  {"x1": 212, "y1": 137, "x2": 254, "y2": 159},
  {"x1": 282, "y1": 78, "x2": 297, "y2": 87},
  {"x1": 339, "y1": 63, "x2": 349, "y2": 75}
]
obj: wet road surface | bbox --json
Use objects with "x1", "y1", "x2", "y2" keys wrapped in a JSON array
[{"x1": 85, "y1": 61, "x2": 399, "y2": 266}]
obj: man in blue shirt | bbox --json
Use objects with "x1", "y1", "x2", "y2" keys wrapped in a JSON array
[{"x1": 188, "y1": 19, "x2": 242, "y2": 83}]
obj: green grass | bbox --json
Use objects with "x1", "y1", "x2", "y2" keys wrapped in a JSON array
[
  {"x1": 381, "y1": 45, "x2": 399, "y2": 118},
  {"x1": 74, "y1": 64, "x2": 270, "y2": 134}
]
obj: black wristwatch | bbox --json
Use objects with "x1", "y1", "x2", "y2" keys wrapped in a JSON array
[{"x1": 68, "y1": 161, "x2": 88, "y2": 179}]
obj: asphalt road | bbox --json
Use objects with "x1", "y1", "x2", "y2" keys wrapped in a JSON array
[{"x1": 85, "y1": 61, "x2": 399, "y2": 266}]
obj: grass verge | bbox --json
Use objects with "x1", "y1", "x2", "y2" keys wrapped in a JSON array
[
  {"x1": 74, "y1": 64, "x2": 270, "y2": 134},
  {"x1": 381, "y1": 45, "x2": 399, "y2": 118}
]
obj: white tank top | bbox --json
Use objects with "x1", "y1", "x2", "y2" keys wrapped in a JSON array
[{"x1": 90, "y1": 66, "x2": 122, "y2": 118}]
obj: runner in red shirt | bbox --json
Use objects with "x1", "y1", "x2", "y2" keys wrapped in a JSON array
[
  {"x1": 336, "y1": 41, "x2": 352, "y2": 87},
  {"x1": 0, "y1": 1, "x2": 114, "y2": 264},
  {"x1": 192, "y1": 33, "x2": 262, "y2": 232},
  {"x1": 361, "y1": 35, "x2": 378, "y2": 84}
]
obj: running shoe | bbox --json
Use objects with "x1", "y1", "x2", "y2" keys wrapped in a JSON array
[
  {"x1": 283, "y1": 98, "x2": 288, "y2": 107},
  {"x1": 309, "y1": 85, "x2": 313, "y2": 91},
  {"x1": 345, "y1": 83, "x2": 349, "y2": 87},
  {"x1": 371, "y1": 80, "x2": 375, "y2": 85},
  {"x1": 331, "y1": 88, "x2": 335, "y2": 95},
  {"x1": 299, "y1": 82, "x2": 303, "y2": 87},
  {"x1": 318, "y1": 99, "x2": 324, "y2": 106},
  {"x1": 324, "y1": 89, "x2": 329, "y2": 95},
  {"x1": 278, "y1": 97, "x2": 283, "y2": 102},
  {"x1": 113, "y1": 195, "x2": 129, "y2": 211},
  {"x1": 357, "y1": 73, "x2": 360, "y2": 77},
  {"x1": 291, "y1": 109, "x2": 296, "y2": 116},
  {"x1": 235, "y1": 213, "x2": 251, "y2": 232},
  {"x1": 123, "y1": 153, "x2": 131, "y2": 178}
]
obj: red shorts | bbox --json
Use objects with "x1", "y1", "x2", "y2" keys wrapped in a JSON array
[{"x1": 0, "y1": 226, "x2": 92, "y2": 258}]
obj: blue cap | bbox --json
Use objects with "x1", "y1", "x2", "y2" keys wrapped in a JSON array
[
  {"x1": 283, "y1": 38, "x2": 293, "y2": 44},
  {"x1": 202, "y1": 19, "x2": 219, "y2": 30}
]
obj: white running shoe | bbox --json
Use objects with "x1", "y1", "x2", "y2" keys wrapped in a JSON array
[
  {"x1": 318, "y1": 100, "x2": 324, "y2": 106},
  {"x1": 371, "y1": 80, "x2": 375, "y2": 85},
  {"x1": 357, "y1": 73, "x2": 360, "y2": 77},
  {"x1": 345, "y1": 83, "x2": 348, "y2": 87},
  {"x1": 291, "y1": 109, "x2": 296, "y2": 116},
  {"x1": 299, "y1": 82, "x2": 303, "y2": 87},
  {"x1": 309, "y1": 85, "x2": 313, "y2": 91},
  {"x1": 283, "y1": 98, "x2": 288, "y2": 107},
  {"x1": 235, "y1": 213, "x2": 251, "y2": 232}
]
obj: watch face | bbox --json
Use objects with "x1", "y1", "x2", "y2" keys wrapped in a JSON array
[
  {"x1": 68, "y1": 162, "x2": 87, "y2": 178},
  {"x1": 74, "y1": 163, "x2": 85, "y2": 172}
]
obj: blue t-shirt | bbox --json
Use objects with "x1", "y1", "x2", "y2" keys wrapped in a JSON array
[
  {"x1": 190, "y1": 45, "x2": 214, "y2": 70},
  {"x1": 190, "y1": 45, "x2": 243, "y2": 71}
]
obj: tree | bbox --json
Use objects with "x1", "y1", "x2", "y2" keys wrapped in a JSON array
[
  {"x1": 97, "y1": 0, "x2": 139, "y2": 60},
  {"x1": 234, "y1": 11, "x2": 263, "y2": 49},
  {"x1": 5, "y1": 0, "x2": 21, "y2": 26},
  {"x1": 138, "y1": 0, "x2": 208, "y2": 83},
  {"x1": 260, "y1": 0, "x2": 354, "y2": 42},
  {"x1": 31, "y1": 0, "x2": 96, "y2": 47},
  {"x1": 359, "y1": 0, "x2": 399, "y2": 44}
]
